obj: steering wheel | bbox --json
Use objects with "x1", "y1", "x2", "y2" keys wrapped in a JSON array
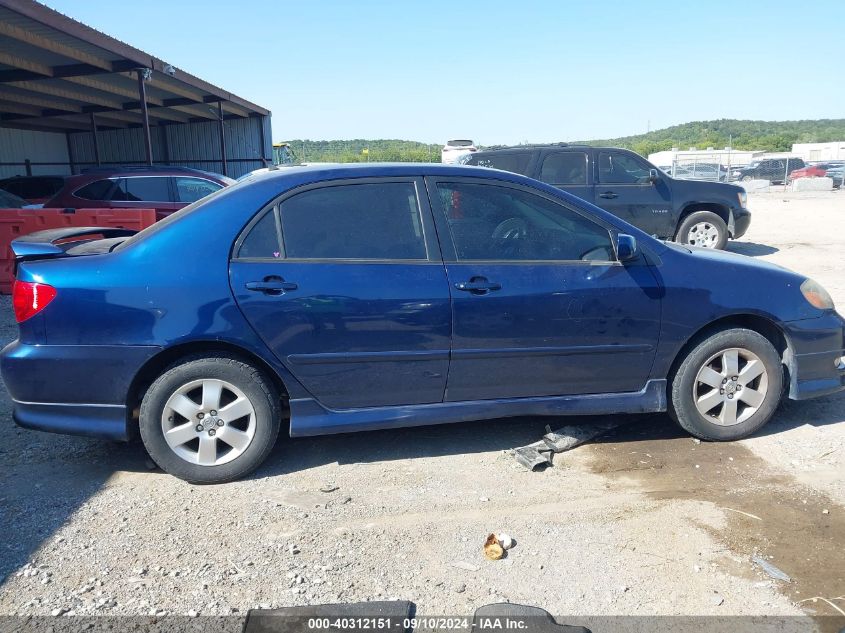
[{"x1": 492, "y1": 218, "x2": 528, "y2": 240}]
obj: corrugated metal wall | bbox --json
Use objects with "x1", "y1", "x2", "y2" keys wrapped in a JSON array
[
  {"x1": 0, "y1": 127, "x2": 71, "y2": 178},
  {"x1": 67, "y1": 115, "x2": 271, "y2": 179}
]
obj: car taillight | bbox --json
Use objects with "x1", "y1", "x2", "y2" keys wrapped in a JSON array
[{"x1": 12, "y1": 280, "x2": 57, "y2": 323}]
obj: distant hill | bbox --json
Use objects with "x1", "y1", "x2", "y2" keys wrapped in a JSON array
[
  {"x1": 282, "y1": 119, "x2": 845, "y2": 163},
  {"x1": 576, "y1": 118, "x2": 845, "y2": 157},
  {"x1": 283, "y1": 139, "x2": 441, "y2": 163}
]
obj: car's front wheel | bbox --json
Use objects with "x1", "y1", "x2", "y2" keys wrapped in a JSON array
[
  {"x1": 139, "y1": 355, "x2": 281, "y2": 484},
  {"x1": 676, "y1": 210, "x2": 728, "y2": 249},
  {"x1": 669, "y1": 328, "x2": 783, "y2": 440}
]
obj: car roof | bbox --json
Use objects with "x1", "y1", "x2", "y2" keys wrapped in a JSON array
[{"x1": 240, "y1": 162, "x2": 532, "y2": 184}]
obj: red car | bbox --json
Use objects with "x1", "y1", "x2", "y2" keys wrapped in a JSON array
[
  {"x1": 42, "y1": 166, "x2": 235, "y2": 220},
  {"x1": 788, "y1": 162, "x2": 840, "y2": 181}
]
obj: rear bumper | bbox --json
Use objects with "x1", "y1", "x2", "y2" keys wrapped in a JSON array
[
  {"x1": 12, "y1": 400, "x2": 130, "y2": 440},
  {"x1": 785, "y1": 312, "x2": 845, "y2": 400},
  {"x1": 1, "y1": 341, "x2": 160, "y2": 440}
]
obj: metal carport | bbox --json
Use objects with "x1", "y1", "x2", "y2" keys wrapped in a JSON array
[{"x1": 0, "y1": 0, "x2": 271, "y2": 179}]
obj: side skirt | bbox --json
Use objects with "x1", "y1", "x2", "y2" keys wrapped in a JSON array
[{"x1": 289, "y1": 379, "x2": 667, "y2": 437}]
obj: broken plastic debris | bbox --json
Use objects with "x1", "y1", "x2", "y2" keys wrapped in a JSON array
[
  {"x1": 483, "y1": 534, "x2": 504, "y2": 560},
  {"x1": 514, "y1": 420, "x2": 627, "y2": 470},
  {"x1": 752, "y1": 555, "x2": 791, "y2": 582},
  {"x1": 513, "y1": 446, "x2": 552, "y2": 471}
]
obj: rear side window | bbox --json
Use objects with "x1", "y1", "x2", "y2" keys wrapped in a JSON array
[
  {"x1": 238, "y1": 209, "x2": 282, "y2": 259},
  {"x1": 175, "y1": 177, "x2": 222, "y2": 203},
  {"x1": 539, "y1": 152, "x2": 588, "y2": 185},
  {"x1": 75, "y1": 179, "x2": 116, "y2": 200},
  {"x1": 123, "y1": 177, "x2": 171, "y2": 202},
  {"x1": 468, "y1": 152, "x2": 532, "y2": 175},
  {"x1": 279, "y1": 183, "x2": 427, "y2": 260}
]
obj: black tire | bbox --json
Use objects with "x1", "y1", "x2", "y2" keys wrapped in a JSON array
[
  {"x1": 676, "y1": 210, "x2": 728, "y2": 250},
  {"x1": 139, "y1": 355, "x2": 281, "y2": 484},
  {"x1": 669, "y1": 328, "x2": 783, "y2": 441}
]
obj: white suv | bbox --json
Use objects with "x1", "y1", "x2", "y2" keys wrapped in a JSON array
[{"x1": 441, "y1": 139, "x2": 477, "y2": 164}]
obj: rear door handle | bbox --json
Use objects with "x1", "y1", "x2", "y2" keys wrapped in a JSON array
[
  {"x1": 454, "y1": 277, "x2": 502, "y2": 295},
  {"x1": 245, "y1": 277, "x2": 298, "y2": 295},
  {"x1": 599, "y1": 191, "x2": 618, "y2": 199}
]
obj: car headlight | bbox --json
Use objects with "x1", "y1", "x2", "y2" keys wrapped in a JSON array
[
  {"x1": 737, "y1": 191, "x2": 747, "y2": 208},
  {"x1": 800, "y1": 278, "x2": 835, "y2": 310}
]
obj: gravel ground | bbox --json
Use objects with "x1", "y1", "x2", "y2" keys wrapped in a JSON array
[{"x1": 0, "y1": 189, "x2": 843, "y2": 623}]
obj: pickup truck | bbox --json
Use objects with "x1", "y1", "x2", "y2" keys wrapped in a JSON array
[{"x1": 462, "y1": 144, "x2": 751, "y2": 249}]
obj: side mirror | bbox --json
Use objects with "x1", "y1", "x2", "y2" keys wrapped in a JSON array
[
  {"x1": 616, "y1": 233, "x2": 638, "y2": 262},
  {"x1": 648, "y1": 168, "x2": 660, "y2": 184}
]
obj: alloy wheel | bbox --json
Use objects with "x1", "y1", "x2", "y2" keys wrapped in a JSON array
[
  {"x1": 693, "y1": 347, "x2": 769, "y2": 426},
  {"x1": 686, "y1": 221, "x2": 721, "y2": 248},
  {"x1": 161, "y1": 378, "x2": 257, "y2": 466}
]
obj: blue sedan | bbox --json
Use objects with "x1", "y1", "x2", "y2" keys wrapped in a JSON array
[{"x1": 3, "y1": 164, "x2": 844, "y2": 483}]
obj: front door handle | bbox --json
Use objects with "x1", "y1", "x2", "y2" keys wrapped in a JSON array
[
  {"x1": 454, "y1": 277, "x2": 502, "y2": 295},
  {"x1": 245, "y1": 276, "x2": 298, "y2": 295},
  {"x1": 599, "y1": 191, "x2": 618, "y2": 199}
]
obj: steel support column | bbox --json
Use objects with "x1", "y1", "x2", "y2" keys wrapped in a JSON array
[
  {"x1": 217, "y1": 100, "x2": 227, "y2": 176},
  {"x1": 136, "y1": 68, "x2": 153, "y2": 166},
  {"x1": 89, "y1": 112, "x2": 100, "y2": 166}
]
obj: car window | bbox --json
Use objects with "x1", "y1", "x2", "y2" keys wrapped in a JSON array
[
  {"x1": 175, "y1": 177, "x2": 222, "y2": 203},
  {"x1": 75, "y1": 179, "x2": 117, "y2": 201},
  {"x1": 436, "y1": 182, "x2": 615, "y2": 262},
  {"x1": 123, "y1": 177, "x2": 171, "y2": 202},
  {"x1": 238, "y1": 208, "x2": 282, "y2": 259},
  {"x1": 279, "y1": 182, "x2": 427, "y2": 260},
  {"x1": 1, "y1": 180, "x2": 24, "y2": 197},
  {"x1": 598, "y1": 152, "x2": 651, "y2": 184},
  {"x1": 539, "y1": 152, "x2": 588, "y2": 185},
  {"x1": 466, "y1": 152, "x2": 532, "y2": 175}
]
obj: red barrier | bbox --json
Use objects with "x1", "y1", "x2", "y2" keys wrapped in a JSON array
[{"x1": 0, "y1": 208, "x2": 156, "y2": 294}]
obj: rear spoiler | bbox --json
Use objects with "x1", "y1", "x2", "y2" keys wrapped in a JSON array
[{"x1": 11, "y1": 226, "x2": 137, "y2": 259}]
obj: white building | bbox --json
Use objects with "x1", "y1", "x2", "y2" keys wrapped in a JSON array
[{"x1": 791, "y1": 142, "x2": 845, "y2": 162}]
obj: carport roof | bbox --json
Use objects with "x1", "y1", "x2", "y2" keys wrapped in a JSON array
[{"x1": 0, "y1": 0, "x2": 270, "y2": 133}]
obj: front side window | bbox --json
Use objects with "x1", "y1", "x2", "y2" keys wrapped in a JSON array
[
  {"x1": 437, "y1": 182, "x2": 614, "y2": 262},
  {"x1": 279, "y1": 182, "x2": 427, "y2": 260},
  {"x1": 467, "y1": 152, "x2": 533, "y2": 175},
  {"x1": 175, "y1": 177, "x2": 222, "y2": 203},
  {"x1": 539, "y1": 152, "x2": 588, "y2": 185},
  {"x1": 598, "y1": 151, "x2": 651, "y2": 184}
]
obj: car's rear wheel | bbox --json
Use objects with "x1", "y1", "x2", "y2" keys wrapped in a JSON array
[
  {"x1": 139, "y1": 355, "x2": 281, "y2": 484},
  {"x1": 676, "y1": 211, "x2": 728, "y2": 249},
  {"x1": 669, "y1": 328, "x2": 783, "y2": 440}
]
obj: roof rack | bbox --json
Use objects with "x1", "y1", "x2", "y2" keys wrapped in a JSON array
[{"x1": 79, "y1": 165, "x2": 210, "y2": 174}]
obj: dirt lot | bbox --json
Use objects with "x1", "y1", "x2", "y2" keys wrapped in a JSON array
[{"x1": 0, "y1": 190, "x2": 843, "y2": 624}]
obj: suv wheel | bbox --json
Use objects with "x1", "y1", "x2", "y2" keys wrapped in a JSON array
[
  {"x1": 676, "y1": 211, "x2": 728, "y2": 249},
  {"x1": 139, "y1": 355, "x2": 281, "y2": 484},
  {"x1": 669, "y1": 328, "x2": 783, "y2": 440}
]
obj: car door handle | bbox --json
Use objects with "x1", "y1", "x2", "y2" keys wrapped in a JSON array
[
  {"x1": 599, "y1": 191, "x2": 618, "y2": 199},
  {"x1": 454, "y1": 277, "x2": 502, "y2": 295},
  {"x1": 245, "y1": 277, "x2": 298, "y2": 295}
]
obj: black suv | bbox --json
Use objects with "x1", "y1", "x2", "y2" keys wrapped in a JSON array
[
  {"x1": 734, "y1": 157, "x2": 805, "y2": 184},
  {"x1": 462, "y1": 144, "x2": 751, "y2": 249}
]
